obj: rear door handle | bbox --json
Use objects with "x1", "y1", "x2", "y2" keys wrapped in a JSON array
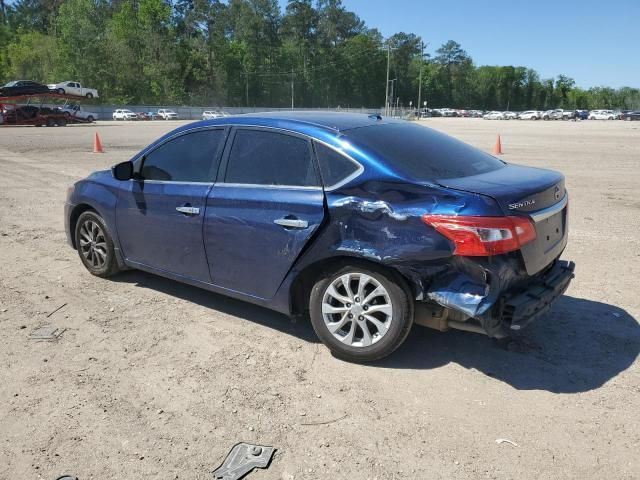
[
  {"x1": 274, "y1": 217, "x2": 308, "y2": 229},
  {"x1": 176, "y1": 205, "x2": 200, "y2": 215}
]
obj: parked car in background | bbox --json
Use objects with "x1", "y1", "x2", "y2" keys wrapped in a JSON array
[
  {"x1": 202, "y1": 110, "x2": 228, "y2": 120},
  {"x1": 62, "y1": 104, "x2": 98, "y2": 122},
  {"x1": 588, "y1": 110, "x2": 616, "y2": 120},
  {"x1": 0, "y1": 80, "x2": 51, "y2": 97},
  {"x1": 136, "y1": 112, "x2": 151, "y2": 121},
  {"x1": 64, "y1": 112, "x2": 574, "y2": 362},
  {"x1": 621, "y1": 110, "x2": 640, "y2": 121},
  {"x1": 503, "y1": 111, "x2": 518, "y2": 120},
  {"x1": 112, "y1": 109, "x2": 138, "y2": 121},
  {"x1": 542, "y1": 109, "x2": 557, "y2": 120},
  {"x1": 48, "y1": 81, "x2": 99, "y2": 98},
  {"x1": 518, "y1": 110, "x2": 541, "y2": 120},
  {"x1": 2, "y1": 105, "x2": 68, "y2": 126},
  {"x1": 575, "y1": 110, "x2": 590, "y2": 120},
  {"x1": 483, "y1": 111, "x2": 505, "y2": 120},
  {"x1": 158, "y1": 108, "x2": 178, "y2": 120}
]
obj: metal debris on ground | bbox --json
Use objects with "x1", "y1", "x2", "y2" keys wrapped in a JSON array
[
  {"x1": 46, "y1": 302, "x2": 67, "y2": 318},
  {"x1": 212, "y1": 443, "x2": 276, "y2": 480},
  {"x1": 495, "y1": 438, "x2": 518, "y2": 447},
  {"x1": 29, "y1": 324, "x2": 66, "y2": 341}
]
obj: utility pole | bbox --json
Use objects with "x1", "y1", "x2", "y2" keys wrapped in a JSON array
[
  {"x1": 384, "y1": 44, "x2": 391, "y2": 116},
  {"x1": 417, "y1": 41, "x2": 425, "y2": 117},
  {"x1": 291, "y1": 68, "x2": 294, "y2": 109}
]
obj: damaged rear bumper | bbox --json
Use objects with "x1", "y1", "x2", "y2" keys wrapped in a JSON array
[
  {"x1": 496, "y1": 260, "x2": 575, "y2": 332},
  {"x1": 416, "y1": 259, "x2": 575, "y2": 337}
]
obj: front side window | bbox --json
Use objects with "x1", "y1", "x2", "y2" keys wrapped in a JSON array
[
  {"x1": 225, "y1": 129, "x2": 319, "y2": 187},
  {"x1": 141, "y1": 129, "x2": 225, "y2": 182}
]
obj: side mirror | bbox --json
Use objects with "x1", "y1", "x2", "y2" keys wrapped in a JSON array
[{"x1": 112, "y1": 161, "x2": 134, "y2": 181}]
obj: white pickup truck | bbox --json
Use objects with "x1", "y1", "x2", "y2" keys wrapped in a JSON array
[
  {"x1": 48, "y1": 81, "x2": 99, "y2": 98},
  {"x1": 61, "y1": 104, "x2": 98, "y2": 122}
]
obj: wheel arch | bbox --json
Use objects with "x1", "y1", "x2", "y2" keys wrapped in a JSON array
[
  {"x1": 289, "y1": 255, "x2": 417, "y2": 318},
  {"x1": 68, "y1": 203, "x2": 99, "y2": 249}
]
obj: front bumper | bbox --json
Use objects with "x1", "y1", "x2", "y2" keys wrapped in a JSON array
[
  {"x1": 495, "y1": 260, "x2": 575, "y2": 332},
  {"x1": 64, "y1": 202, "x2": 75, "y2": 247}
]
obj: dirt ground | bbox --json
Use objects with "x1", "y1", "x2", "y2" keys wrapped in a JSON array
[{"x1": 1, "y1": 118, "x2": 639, "y2": 480}]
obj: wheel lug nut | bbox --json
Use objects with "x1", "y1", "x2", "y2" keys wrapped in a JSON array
[
  {"x1": 355, "y1": 297, "x2": 360, "y2": 303},
  {"x1": 363, "y1": 306, "x2": 368, "y2": 311},
  {"x1": 358, "y1": 316, "x2": 364, "y2": 321},
  {"x1": 346, "y1": 303, "x2": 351, "y2": 307},
  {"x1": 348, "y1": 314, "x2": 353, "y2": 319}
]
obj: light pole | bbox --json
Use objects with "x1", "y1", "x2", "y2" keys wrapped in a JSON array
[
  {"x1": 417, "y1": 41, "x2": 428, "y2": 118},
  {"x1": 384, "y1": 44, "x2": 391, "y2": 116}
]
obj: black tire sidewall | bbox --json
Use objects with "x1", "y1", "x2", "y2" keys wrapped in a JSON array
[
  {"x1": 309, "y1": 264, "x2": 413, "y2": 362},
  {"x1": 74, "y1": 211, "x2": 118, "y2": 277}
]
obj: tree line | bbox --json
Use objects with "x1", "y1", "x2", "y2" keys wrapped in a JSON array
[{"x1": 0, "y1": 0, "x2": 638, "y2": 110}]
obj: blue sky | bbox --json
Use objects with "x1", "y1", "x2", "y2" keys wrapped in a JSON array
[{"x1": 281, "y1": 0, "x2": 639, "y2": 89}]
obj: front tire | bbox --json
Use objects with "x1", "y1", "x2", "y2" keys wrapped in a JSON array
[
  {"x1": 75, "y1": 211, "x2": 120, "y2": 278},
  {"x1": 309, "y1": 264, "x2": 413, "y2": 362}
]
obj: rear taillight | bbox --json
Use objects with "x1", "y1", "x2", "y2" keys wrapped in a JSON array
[{"x1": 421, "y1": 214, "x2": 536, "y2": 256}]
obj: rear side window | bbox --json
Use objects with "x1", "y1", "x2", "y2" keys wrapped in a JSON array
[
  {"x1": 345, "y1": 123, "x2": 505, "y2": 180},
  {"x1": 141, "y1": 129, "x2": 225, "y2": 182},
  {"x1": 314, "y1": 142, "x2": 360, "y2": 188},
  {"x1": 225, "y1": 129, "x2": 319, "y2": 187}
]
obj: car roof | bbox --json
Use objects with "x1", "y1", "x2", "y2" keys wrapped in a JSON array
[{"x1": 191, "y1": 111, "x2": 397, "y2": 134}]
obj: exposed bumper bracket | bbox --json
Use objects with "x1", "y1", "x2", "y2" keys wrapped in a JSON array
[{"x1": 498, "y1": 260, "x2": 575, "y2": 331}]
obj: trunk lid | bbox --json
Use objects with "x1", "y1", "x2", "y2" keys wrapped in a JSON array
[{"x1": 435, "y1": 164, "x2": 568, "y2": 275}]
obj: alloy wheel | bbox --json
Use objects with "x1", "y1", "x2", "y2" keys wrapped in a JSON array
[
  {"x1": 79, "y1": 219, "x2": 108, "y2": 269},
  {"x1": 321, "y1": 273, "x2": 393, "y2": 347}
]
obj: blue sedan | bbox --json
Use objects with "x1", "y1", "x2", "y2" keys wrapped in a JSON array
[{"x1": 65, "y1": 112, "x2": 574, "y2": 361}]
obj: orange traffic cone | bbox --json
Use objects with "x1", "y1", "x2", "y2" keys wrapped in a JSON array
[
  {"x1": 493, "y1": 134, "x2": 502, "y2": 155},
  {"x1": 93, "y1": 132, "x2": 104, "y2": 153}
]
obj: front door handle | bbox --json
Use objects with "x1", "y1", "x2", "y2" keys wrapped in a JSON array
[
  {"x1": 274, "y1": 217, "x2": 309, "y2": 229},
  {"x1": 176, "y1": 205, "x2": 200, "y2": 215}
]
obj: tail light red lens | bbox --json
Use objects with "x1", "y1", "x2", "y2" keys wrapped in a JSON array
[{"x1": 421, "y1": 214, "x2": 536, "y2": 256}]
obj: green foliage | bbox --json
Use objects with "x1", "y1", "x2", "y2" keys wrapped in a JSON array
[{"x1": 0, "y1": 0, "x2": 637, "y2": 109}]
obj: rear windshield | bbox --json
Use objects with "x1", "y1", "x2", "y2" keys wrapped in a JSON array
[{"x1": 344, "y1": 122, "x2": 505, "y2": 180}]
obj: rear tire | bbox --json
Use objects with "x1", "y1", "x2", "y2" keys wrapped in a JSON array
[
  {"x1": 74, "y1": 211, "x2": 120, "y2": 278},
  {"x1": 46, "y1": 118, "x2": 56, "y2": 127},
  {"x1": 86, "y1": 93, "x2": 93, "y2": 99},
  {"x1": 57, "y1": 88, "x2": 65, "y2": 95},
  {"x1": 309, "y1": 263, "x2": 413, "y2": 362}
]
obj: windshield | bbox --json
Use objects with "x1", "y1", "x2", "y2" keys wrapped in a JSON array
[
  {"x1": 4, "y1": 81, "x2": 18, "y2": 87},
  {"x1": 345, "y1": 122, "x2": 505, "y2": 181}
]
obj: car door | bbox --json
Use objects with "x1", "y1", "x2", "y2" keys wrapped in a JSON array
[
  {"x1": 116, "y1": 127, "x2": 228, "y2": 282},
  {"x1": 204, "y1": 127, "x2": 325, "y2": 299}
]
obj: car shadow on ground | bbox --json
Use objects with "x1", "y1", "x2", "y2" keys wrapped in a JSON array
[
  {"x1": 116, "y1": 271, "x2": 639, "y2": 394},
  {"x1": 378, "y1": 295, "x2": 639, "y2": 393}
]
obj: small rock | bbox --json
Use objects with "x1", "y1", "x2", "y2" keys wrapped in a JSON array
[
  {"x1": 299, "y1": 412, "x2": 307, "y2": 416},
  {"x1": 19, "y1": 325, "x2": 26, "y2": 329},
  {"x1": 2, "y1": 308, "x2": 8, "y2": 312},
  {"x1": 248, "y1": 426, "x2": 254, "y2": 431},
  {"x1": 109, "y1": 307, "x2": 115, "y2": 312},
  {"x1": 157, "y1": 409, "x2": 164, "y2": 414}
]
